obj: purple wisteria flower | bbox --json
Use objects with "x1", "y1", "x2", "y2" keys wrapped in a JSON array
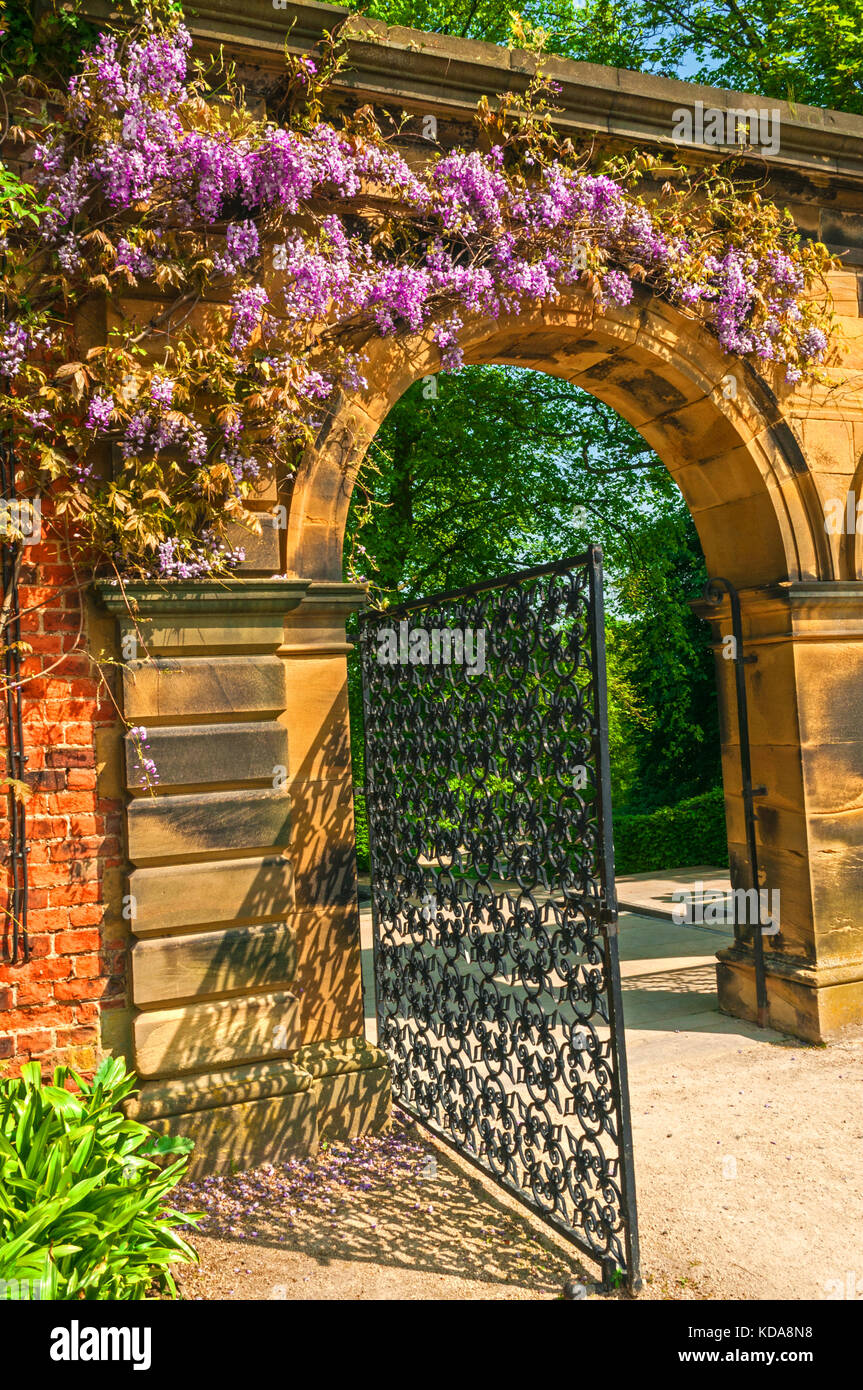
[
  {"x1": 156, "y1": 535, "x2": 245, "y2": 579},
  {"x1": 30, "y1": 14, "x2": 827, "y2": 396},
  {"x1": 85, "y1": 392, "x2": 114, "y2": 430},
  {"x1": 601, "y1": 269, "x2": 634, "y2": 307},
  {"x1": 121, "y1": 409, "x2": 206, "y2": 467},
  {"x1": 800, "y1": 325, "x2": 828, "y2": 360},
  {"x1": 116, "y1": 238, "x2": 154, "y2": 278},
  {"x1": 220, "y1": 447, "x2": 261, "y2": 484},
  {"x1": 230, "y1": 285, "x2": 268, "y2": 352},
  {"x1": 128, "y1": 726, "x2": 159, "y2": 787},
  {"x1": 0, "y1": 321, "x2": 30, "y2": 378},
  {"x1": 150, "y1": 376, "x2": 175, "y2": 407},
  {"x1": 214, "y1": 220, "x2": 260, "y2": 276},
  {"x1": 24, "y1": 407, "x2": 51, "y2": 429},
  {"x1": 13, "y1": 12, "x2": 832, "y2": 586}
]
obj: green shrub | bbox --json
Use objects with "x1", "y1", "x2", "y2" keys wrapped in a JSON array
[
  {"x1": 354, "y1": 789, "x2": 370, "y2": 872},
  {"x1": 613, "y1": 786, "x2": 728, "y2": 876},
  {"x1": 0, "y1": 1058, "x2": 199, "y2": 1301}
]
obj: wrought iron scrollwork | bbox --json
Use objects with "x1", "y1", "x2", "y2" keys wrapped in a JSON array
[{"x1": 359, "y1": 545, "x2": 639, "y2": 1288}]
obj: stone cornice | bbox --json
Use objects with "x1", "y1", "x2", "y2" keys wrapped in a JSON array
[
  {"x1": 81, "y1": 0, "x2": 863, "y2": 186},
  {"x1": 95, "y1": 575, "x2": 369, "y2": 618},
  {"x1": 94, "y1": 576, "x2": 312, "y2": 615},
  {"x1": 692, "y1": 580, "x2": 863, "y2": 644}
]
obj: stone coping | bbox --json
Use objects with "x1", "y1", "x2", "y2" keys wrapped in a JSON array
[
  {"x1": 94, "y1": 576, "x2": 368, "y2": 615},
  {"x1": 294, "y1": 1037, "x2": 387, "y2": 1078},
  {"x1": 692, "y1": 579, "x2": 863, "y2": 627},
  {"x1": 80, "y1": 1, "x2": 863, "y2": 184}
]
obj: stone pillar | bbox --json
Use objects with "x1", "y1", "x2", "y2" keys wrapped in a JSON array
[
  {"x1": 96, "y1": 577, "x2": 389, "y2": 1176},
  {"x1": 696, "y1": 582, "x2": 863, "y2": 1041}
]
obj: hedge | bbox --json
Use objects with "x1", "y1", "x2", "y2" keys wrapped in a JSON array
[
  {"x1": 354, "y1": 791, "x2": 370, "y2": 873},
  {"x1": 612, "y1": 786, "x2": 728, "y2": 876}
]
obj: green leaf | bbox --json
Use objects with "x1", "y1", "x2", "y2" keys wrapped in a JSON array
[{"x1": 0, "y1": 1059, "x2": 196, "y2": 1299}]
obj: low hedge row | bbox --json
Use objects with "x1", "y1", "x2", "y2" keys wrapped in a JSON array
[{"x1": 612, "y1": 786, "x2": 728, "y2": 876}]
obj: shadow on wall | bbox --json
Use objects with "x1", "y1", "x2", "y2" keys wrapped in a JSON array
[{"x1": 123, "y1": 632, "x2": 382, "y2": 1174}]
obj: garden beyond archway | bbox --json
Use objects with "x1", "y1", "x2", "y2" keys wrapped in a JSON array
[{"x1": 285, "y1": 281, "x2": 857, "y2": 1047}]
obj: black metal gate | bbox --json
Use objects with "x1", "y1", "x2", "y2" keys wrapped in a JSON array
[{"x1": 358, "y1": 546, "x2": 639, "y2": 1290}]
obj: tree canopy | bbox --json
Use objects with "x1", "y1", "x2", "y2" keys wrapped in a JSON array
[
  {"x1": 354, "y1": 0, "x2": 863, "y2": 114},
  {"x1": 345, "y1": 367, "x2": 722, "y2": 810}
]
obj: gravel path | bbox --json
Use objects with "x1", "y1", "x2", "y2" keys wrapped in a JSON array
[
  {"x1": 174, "y1": 1111, "x2": 588, "y2": 1301},
  {"x1": 172, "y1": 1024, "x2": 863, "y2": 1301}
]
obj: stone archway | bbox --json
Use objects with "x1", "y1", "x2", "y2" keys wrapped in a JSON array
[
  {"x1": 287, "y1": 287, "x2": 829, "y2": 586},
  {"x1": 282, "y1": 283, "x2": 863, "y2": 1044},
  {"x1": 93, "y1": 2, "x2": 863, "y2": 1178}
]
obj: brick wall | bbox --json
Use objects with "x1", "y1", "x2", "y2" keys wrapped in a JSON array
[{"x1": 0, "y1": 526, "x2": 125, "y2": 1076}]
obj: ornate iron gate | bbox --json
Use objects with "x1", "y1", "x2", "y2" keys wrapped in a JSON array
[{"x1": 358, "y1": 546, "x2": 639, "y2": 1290}]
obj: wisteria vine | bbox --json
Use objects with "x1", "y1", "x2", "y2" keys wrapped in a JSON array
[{"x1": 0, "y1": 5, "x2": 836, "y2": 580}]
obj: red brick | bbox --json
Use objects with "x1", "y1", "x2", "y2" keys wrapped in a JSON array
[
  {"x1": 27, "y1": 958, "x2": 74, "y2": 982},
  {"x1": 0, "y1": 1037, "x2": 14, "y2": 1059},
  {"x1": 55, "y1": 1026, "x2": 98, "y2": 1047},
  {"x1": 22, "y1": 1004, "x2": 76, "y2": 1028},
  {"x1": 46, "y1": 793, "x2": 95, "y2": 815},
  {"x1": 66, "y1": 859, "x2": 99, "y2": 882},
  {"x1": 67, "y1": 770, "x2": 97, "y2": 791},
  {"x1": 24, "y1": 908, "x2": 68, "y2": 933},
  {"x1": 55, "y1": 930, "x2": 101, "y2": 955},
  {"x1": 68, "y1": 905, "x2": 103, "y2": 928},
  {"x1": 16, "y1": 1030, "x2": 52, "y2": 1053},
  {"x1": 19, "y1": 586, "x2": 57, "y2": 606},
  {"x1": 49, "y1": 883, "x2": 100, "y2": 907},
  {"x1": 22, "y1": 933, "x2": 51, "y2": 959},
  {"x1": 73, "y1": 956, "x2": 101, "y2": 979},
  {"x1": 62, "y1": 725, "x2": 93, "y2": 746},
  {"x1": 23, "y1": 636, "x2": 66, "y2": 655},
  {"x1": 54, "y1": 978, "x2": 105, "y2": 1002},
  {"x1": 27, "y1": 770, "x2": 66, "y2": 792},
  {"x1": 68, "y1": 816, "x2": 100, "y2": 837},
  {"x1": 28, "y1": 866, "x2": 67, "y2": 889},
  {"x1": 29, "y1": 816, "x2": 68, "y2": 839},
  {"x1": 15, "y1": 980, "x2": 54, "y2": 1007},
  {"x1": 49, "y1": 839, "x2": 104, "y2": 862},
  {"x1": 24, "y1": 846, "x2": 51, "y2": 867},
  {"x1": 46, "y1": 749, "x2": 95, "y2": 769}
]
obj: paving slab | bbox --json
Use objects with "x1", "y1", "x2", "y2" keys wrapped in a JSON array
[{"x1": 617, "y1": 865, "x2": 732, "y2": 920}]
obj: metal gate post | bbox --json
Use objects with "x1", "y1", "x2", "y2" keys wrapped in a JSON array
[
  {"x1": 589, "y1": 546, "x2": 641, "y2": 1292},
  {"x1": 703, "y1": 577, "x2": 769, "y2": 1027}
]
